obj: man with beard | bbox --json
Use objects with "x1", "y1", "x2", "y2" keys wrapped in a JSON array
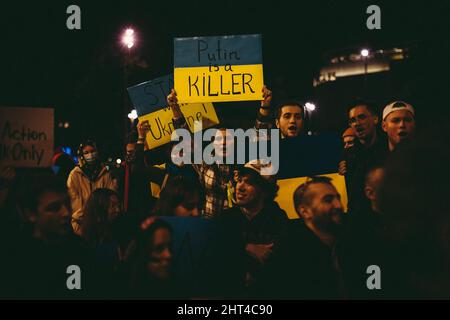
[
  {"x1": 381, "y1": 101, "x2": 416, "y2": 152},
  {"x1": 67, "y1": 140, "x2": 117, "y2": 235},
  {"x1": 339, "y1": 100, "x2": 388, "y2": 214},
  {"x1": 277, "y1": 176, "x2": 346, "y2": 299}
]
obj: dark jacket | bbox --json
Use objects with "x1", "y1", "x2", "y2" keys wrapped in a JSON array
[
  {"x1": 345, "y1": 135, "x2": 388, "y2": 214},
  {"x1": 274, "y1": 219, "x2": 344, "y2": 299},
  {"x1": 220, "y1": 201, "x2": 289, "y2": 298}
]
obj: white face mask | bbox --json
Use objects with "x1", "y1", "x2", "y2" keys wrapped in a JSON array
[{"x1": 83, "y1": 151, "x2": 98, "y2": 163}]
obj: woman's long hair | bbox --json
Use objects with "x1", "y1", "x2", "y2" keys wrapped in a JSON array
[
  {"x1": 81, "y1": 188, "x2": 120, "y2": 245},
  {"x1": 152, "y1": 175, "x2": 204, "y2": 216},
  {"x1": 125, "y1": 217, "x2": 174, "y2": 297}
]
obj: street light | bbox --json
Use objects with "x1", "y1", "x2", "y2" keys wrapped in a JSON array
[
  {"x1": 305, "y1": 102, "x2": 316, "y2": 111},
  {"x1": 122, "y1": 28, "x2": 135, "y2": 49},
  {"x1": 361, "y1": 49, "x2": 369, "y2": 57},
  {"x1": 361, "y1": 48, "x2": 369, "y2": 92},
  {"x1": 305, "y1": 102, "x2": 317, "y2": 134},
  {"x1": 120, "y1": 27, "x2": 138, "y2": 144}
]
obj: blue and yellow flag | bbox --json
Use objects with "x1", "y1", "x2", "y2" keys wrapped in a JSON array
[
  {"x1": 275, "y1": 135, "x2": 348, "y2": 219},
  {"x1": 174, "y1": 34, "x2": 264, "y2": 104}
]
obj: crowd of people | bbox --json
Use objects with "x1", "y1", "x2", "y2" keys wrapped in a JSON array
[{"x1": 1, "y1": 86, "x2": 449, "y2": 300}]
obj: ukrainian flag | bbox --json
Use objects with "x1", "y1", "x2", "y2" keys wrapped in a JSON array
[{"x1": 275, "y1": 135, "x2": 348, "y2": 219}]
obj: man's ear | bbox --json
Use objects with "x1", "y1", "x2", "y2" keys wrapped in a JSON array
[
  {"x1": 373, "y1": 115, "x2": 379, "y2": 125},
  {"x1": 298, "y1": 205, "x2": 312, "y2": 220},
  {"x1": 275, "y1": 118, "x2": 280, "y2": 129},
  {"x1": 365, "y1": 186, "x2": 375, "y2": 201},
  {"x1": 382, "y1": 120, "x2": 387, "y2": 133}
]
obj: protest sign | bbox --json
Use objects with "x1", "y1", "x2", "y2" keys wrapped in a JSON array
[
  {"x1": 137, "y1": 102, "x2": 219, "y2": 150},
  {"x1": 174, "y1": 34, "x2": 264, "y2": 103},
  {"x1": 127, "y1": 74, "x2": 174, "y2": 117},
  {"x1": 128, "y1": 74, "x2": 220, "y2": 150},
  {"x1": 0, "y1": 107, "x2": 54, "y2": 167}
]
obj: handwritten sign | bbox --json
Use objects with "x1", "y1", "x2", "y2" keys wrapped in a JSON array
[
  {"x1": 0, "y1": 107, "x2": 54, "y2": 167},
  {"x1": 138, "y1": 102, "x2": 219, "y2": 150},
  {"x1": 127, "y1": 74, "x2": 174, "y2": 116},
  {"x1": 174, "y1": 34, "x2": 264, "y2": 103}
]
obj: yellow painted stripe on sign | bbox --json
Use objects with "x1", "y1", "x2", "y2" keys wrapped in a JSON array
[
  {"x1": 138, "y1": 102, "x2": 219, "y2": 150},
  {"x1": 174, "y1": 64, "x2": 264, "y2": 103}
]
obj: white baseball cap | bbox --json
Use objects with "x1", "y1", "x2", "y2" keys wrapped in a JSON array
[
  {"x1": 382, "y1": 101, "x2": 415, "y2": 120},
  {"x1": 244, "y1": 159, "x2": 278, "y2": 178}
]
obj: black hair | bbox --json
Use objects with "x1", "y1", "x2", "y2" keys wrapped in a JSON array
[
  {"x1": 293, "y1": 176, "x2": 334, "y2": 211},
  {"x1": 126, "y1": 217, "x2": 173, "y2": 292},
  {"x1": 17, "y1": 173, "x2": 68, "y2": 213},
  {"x1": 81, "y1": 188, "x2": 121, "y2": 245},
  {"x1": 347, "y1": 98, "x2": 378, "y2": 116},
  {"x1": 275, "y1": 100, "x2": 306, "y2": 121},
  {"x1": 152, "y1": 175, "x2": 204, "y2": 216},
  {"x1": 77, "y1": 139, "x2": 98, "y2": 157},
  {"x1": 238, "y1": 167, "x2": 279, "y2": 203}
]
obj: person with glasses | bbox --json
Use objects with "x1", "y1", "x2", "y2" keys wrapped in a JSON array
[{"x1": 339, "y1": 100, "x2": 388, "y2": 214}]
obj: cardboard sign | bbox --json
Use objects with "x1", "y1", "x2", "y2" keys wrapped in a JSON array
[
  {"x1": 127, "y1": 74, "x2": 174, "y2": 117},
  {"x1": 138, "y1": 102, "x2": 219, "y2": 150},
  {"x1": 0, "y1": 107, "x2": 54, "y2": 167},
  {"x1": 174, "y1": 34, "x2": 264, "y2": 103}
]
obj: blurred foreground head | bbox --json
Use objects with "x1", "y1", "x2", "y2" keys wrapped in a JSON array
[{"x1": 379, "y1": 124, "x2": 450, "y2": 298}]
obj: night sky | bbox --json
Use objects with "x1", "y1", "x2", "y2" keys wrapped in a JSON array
[{"x1": 1, "y1": 0, "x2": 449, "y2": 158}]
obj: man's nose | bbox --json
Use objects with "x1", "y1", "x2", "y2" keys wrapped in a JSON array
[
  {"x1": 333, "y1": 198, "x2": 342, "y2": 210},
  {"x1": 162, "y1": 247, "x2": 172, "y2": 260}
]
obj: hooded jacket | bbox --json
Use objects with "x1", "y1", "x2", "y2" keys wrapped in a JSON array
[{"x1": 67, "y1": 165, "x2": 117, "y2": 235}]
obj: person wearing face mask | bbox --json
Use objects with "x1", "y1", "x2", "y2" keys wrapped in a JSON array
[{"x1": 67, "y1": 140, "x2": 118, "y2": 235}]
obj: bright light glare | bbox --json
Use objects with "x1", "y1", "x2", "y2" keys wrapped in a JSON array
[
  {"x1": 128, "y1": 109, "x2": 138, "y2": 120},
  {"x1": 122, "y1": 28, "x2": 135, "y2": 49},
  {"x1": 361, "y1": 49, "x2": 369, "y2": 57},
  {"x1": 305, "y1": 102, "x2": 316, "y2": 111}
]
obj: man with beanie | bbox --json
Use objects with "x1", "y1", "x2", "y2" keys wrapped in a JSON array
[{"x1": 219, "y1": 160, "x2": 288, "y2": 298}]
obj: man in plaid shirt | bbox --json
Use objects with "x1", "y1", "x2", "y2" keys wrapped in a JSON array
[{"x1": 167, "y1": 87, "x2": 273, "y2": 219}]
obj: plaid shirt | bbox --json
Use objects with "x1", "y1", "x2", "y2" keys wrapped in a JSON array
[
  {"x1": 172, "y1": 116, "x2": 236, "y2": 219},
  {"x1": 193, "y1": 162, "x2": 234, "y2": 219}
]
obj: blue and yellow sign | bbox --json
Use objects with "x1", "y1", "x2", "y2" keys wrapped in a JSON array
[
  {"x1": 137, "y1": 102, "x2": 219, "y2": 150},
  {"x1": 174, "y1": 34, "x2": 264, "y2": 103},
  {"x1": 128, "y1": 74, "x2": 220, "y2": 150},
  {"x1": 128, "y1": 74, "x2": 175, "y2": 117}
]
